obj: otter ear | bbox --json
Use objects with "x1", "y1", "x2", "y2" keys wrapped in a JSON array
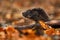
[{"x1": 39, "y1": 9, "x2": 50, "y2": 22}]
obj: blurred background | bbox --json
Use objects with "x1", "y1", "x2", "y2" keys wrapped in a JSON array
[{"x1": 0, "y1": 0, "x2": 60, "y2": 40}]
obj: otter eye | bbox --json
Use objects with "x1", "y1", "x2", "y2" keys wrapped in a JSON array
[{"x1": 27, "y1": 15, "x2": 31, "y2": 18}]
